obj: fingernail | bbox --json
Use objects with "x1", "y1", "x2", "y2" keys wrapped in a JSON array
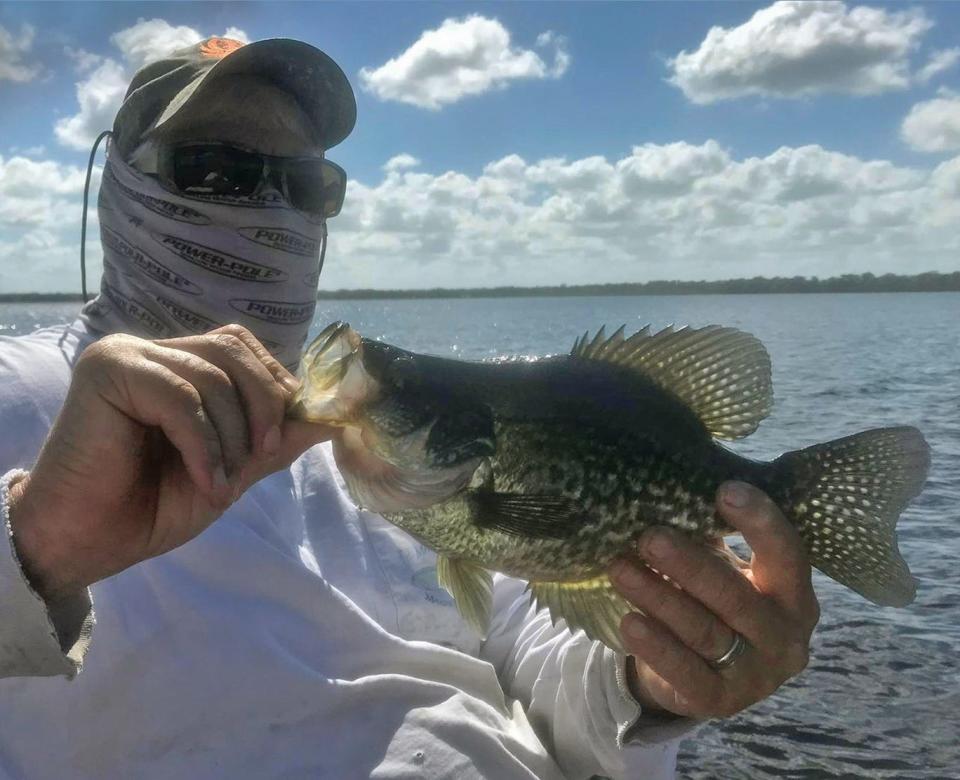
[
  {"x1": 262, "y1": 424, "x2": 281, "y2": 456},
  {"x1": 281, "y1": 376, "x2": 301, "y2": 394},
  {"x1": 623, "y1": 614, "x2": 648, "y2": 642},
  {"x1": 641, "y1": 529, "x2": 673, "y2": 560},
  {"x1": 722, "y1": 482, "x2": 751, "y2": 508},
  {"x1": 213, "y1": 465, "x2": 228, "y2": 492}
]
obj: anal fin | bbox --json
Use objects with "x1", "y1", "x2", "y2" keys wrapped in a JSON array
[
  {"x1": 437, "y1": 556, "x2": 494, "y2": 637},
  {"x1": 529, "y1": 576, "x2": 633, "y2": 653}
]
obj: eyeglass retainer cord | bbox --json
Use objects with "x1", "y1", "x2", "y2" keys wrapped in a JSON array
[{"x1": 80, "y1": 130, "x2": 113, "y2": 303}]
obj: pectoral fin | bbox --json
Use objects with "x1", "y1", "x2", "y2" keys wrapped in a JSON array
[
  {"x1": 529, "y1": 576, "x2": 634, "y2": 653},
  {"x1": 436, "y1": 555, "x2": 493, "y2": 636},
  {"x1": 466, "y1": 490, "x2": 584, "y2": 539}
]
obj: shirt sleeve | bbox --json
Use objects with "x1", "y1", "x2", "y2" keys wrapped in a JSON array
[
  {"x1": 480, "y1": 574, "x2": 700, "y2": 780},
  {"x1": 0, "y1": 469, "x2": 95, "y2": 680}
]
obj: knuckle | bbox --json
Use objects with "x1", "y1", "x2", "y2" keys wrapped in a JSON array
[
  {"x1": 213, "y1": 333, "x2": 246, "y2": 355},
  {"x1": 197, "y1": 362, "x2": 233, "y2": 393},
  {"x1": 216, "y1": 323, "x2": 250, "y2": 339},
  {"x1": 171, "y1": 378, "x2": 203, "y2": 410},
  {"x1": 79, "y1": 333, "x2": 131, "y2": 367}
]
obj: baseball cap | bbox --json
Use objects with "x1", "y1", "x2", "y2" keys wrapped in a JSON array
[{"x1": 112, "y1": 37, "x2": 356, "y2": 159}]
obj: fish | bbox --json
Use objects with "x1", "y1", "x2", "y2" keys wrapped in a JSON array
[{"x1": 289, "y1": 321, "x2": 930, "y2": 652}]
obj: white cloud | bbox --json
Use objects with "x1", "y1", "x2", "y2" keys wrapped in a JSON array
[
  {"x1": 916, "y1": 48, "x2": 960, "y2": 84},
  {"x1": 7, "y1": 145, "x2": 46, "y2": 157},
  {"x1": 901, "y1": 93, "x2": 960, "y2": 152},
  {"x1": 383, "y1": 154, "x2": 421, "y2": 173},
  {"x1": 0, "y1": 23, "x2": 41, "y2": 83},
  {"x1": 318, "y1": 141, "x2": 957, "y2": 291},
  {"x1": 669, "y1": 1, "x2": 932, "y2": 104},
  {"x1": 0, "y1": 154, "x2": 103, "y2": 293},
  {"x1": 4, "y1": 141, "x2": 958, "y2": 293},
  {"x1": 64, "y1": 46, "x2": 104, "y2": 74},
  {"x1": 54, "y1": 59, "x2": 129, "y2": 150},
  {"x1": 359, "y1": 15, "x2": 569, "y2": 109},
  {"x1": 55, "y1": 19, "x2": 249, "y2": 151},
  {"x1": 109, "y1": 19, "x2": 250, "y2": 70}
]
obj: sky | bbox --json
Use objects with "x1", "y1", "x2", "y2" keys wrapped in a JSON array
[{"x1": 1, "y1": 1, "x2": 959, "y2": 293}]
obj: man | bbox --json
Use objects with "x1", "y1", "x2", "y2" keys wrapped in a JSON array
[{"x1": 0, "y1": 38, "x2": 819, "y2": 779}]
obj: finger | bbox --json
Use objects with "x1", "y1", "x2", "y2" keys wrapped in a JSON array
[
  {"x1": 161, "y1": 332, "x2": 289, "y2": 459},
  {"x1": 238, "y1": 419, "x2": 336, "y2": 489},
  {"x1": 621, "y1": 612, "x2": 724, "y2": 718},
  {"x1": 610, "y1": 558, "x2": 738, "y2": 663},
  {"x1": 717, "y1": 481, "x2": 816, "y2": 617},
  {"x1": 210, "y1": 324, "x2": 300, "y2": 394},
  {"x1": 637, "y1": 526, "x2": 786, "y2": 649},
  {"x1": 147, "y1": 346, "x2": 250, "y2": 480},
  {"x1": 110, "y1": 360, "x2": 231, "y2": 504}
]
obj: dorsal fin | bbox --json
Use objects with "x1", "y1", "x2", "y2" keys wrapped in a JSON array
[{"x1": 571, "y1": 324, "x2": 773, "y2": 440}]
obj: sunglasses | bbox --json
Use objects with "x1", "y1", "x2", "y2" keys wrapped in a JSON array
[{"x1": 156, "y1": 142, "x2": 347, "y2": 219}]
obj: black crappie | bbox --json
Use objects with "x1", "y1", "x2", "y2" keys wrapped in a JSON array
[{"x1": 290, "y1": 321, "x2": 929, "y2": 652}]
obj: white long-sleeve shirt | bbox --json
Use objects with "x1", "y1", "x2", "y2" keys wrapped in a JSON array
[{"x1": 0, "y1": 321, "x2": 691, "y2": 779}]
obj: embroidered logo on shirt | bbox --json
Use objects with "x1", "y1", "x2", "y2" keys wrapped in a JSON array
[{"x1": 411, "y1": 566, "x2": 454, "y2": 607}]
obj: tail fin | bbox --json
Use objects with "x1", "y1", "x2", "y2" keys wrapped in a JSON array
[{"x1": 771, "y1": 426, "x2": 929, "y2": 607}]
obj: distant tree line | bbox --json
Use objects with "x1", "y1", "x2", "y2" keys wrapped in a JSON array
[
  {"x1": 313, "y1": 271, "x2": 960, "y2": 300},
  {"x1": 2, "y1": 271, "x2": 958, "y2": 303}
]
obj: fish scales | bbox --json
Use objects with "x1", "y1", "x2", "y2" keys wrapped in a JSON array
[
  {"x1": 291, "y1": 321, "x2": 929, "y2": 652},
  {"x1": 386, "y1": 419, "x2": 728, "y2": 583}
]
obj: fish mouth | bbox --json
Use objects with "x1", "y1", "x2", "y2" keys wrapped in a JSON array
[
  {"x1": 290, "y1": 321, "x2": 374, "y2": 423},
  {"x1": 290, "y1": 321, "x2": 491, "y2": 512}
]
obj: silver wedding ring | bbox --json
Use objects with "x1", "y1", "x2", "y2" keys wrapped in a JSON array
[{"x1": 710, "y1": 632, "x2": 746, "y2": 671}]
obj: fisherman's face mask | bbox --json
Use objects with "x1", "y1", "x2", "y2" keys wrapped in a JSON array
[{"x1": 81, "y1": 152, "x2": 326, "y2": 369}]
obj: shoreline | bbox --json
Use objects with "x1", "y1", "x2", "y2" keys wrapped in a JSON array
[{"x1": 3, "y1": 272, "x2": 959, "y2": 304}]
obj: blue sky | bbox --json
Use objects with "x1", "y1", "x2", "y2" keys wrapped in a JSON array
[{"x1": 1, "y1": 1, "x2": 959, "y2": 292}]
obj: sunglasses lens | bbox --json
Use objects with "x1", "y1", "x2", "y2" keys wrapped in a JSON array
[
  {"x1": 286, "y1": 160, "x2": 346, "y2": 218},
  {"x1": 173, "y1": 145, "x2": 263, "y2": 196}
]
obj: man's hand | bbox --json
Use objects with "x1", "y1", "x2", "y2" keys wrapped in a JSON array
[
  {"x1": 8, "y1": 325, "x2": 333, "y2": 605},
  {"x1": 609, "y1": 481, "x2": 820, "y2": 719}
]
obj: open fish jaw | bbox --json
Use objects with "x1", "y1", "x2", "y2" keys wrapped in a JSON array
[{"x1": 291, "y1": 321, "x2": 376, "y2": 424}]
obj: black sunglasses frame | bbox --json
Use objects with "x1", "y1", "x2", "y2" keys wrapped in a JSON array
[{"x1": 156, "y1": 142, "x2": 347, "y2": 219}]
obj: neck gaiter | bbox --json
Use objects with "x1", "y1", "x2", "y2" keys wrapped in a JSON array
[{"x1": 80, "y1": 153, "x2": 325, "y2": 369}]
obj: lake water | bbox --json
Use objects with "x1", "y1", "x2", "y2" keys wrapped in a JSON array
[{"x1": 2, "y1": 294, "x2": 958, "y2": 779}]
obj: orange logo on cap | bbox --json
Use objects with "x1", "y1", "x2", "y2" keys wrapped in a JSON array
[{"x1": 200, "y1": 38, "x2": 245, "y2": 59}]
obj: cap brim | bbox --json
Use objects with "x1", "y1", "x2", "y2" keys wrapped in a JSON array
[{"x1": 156, "y1": 39, "x2": 356, "y2": 150}]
